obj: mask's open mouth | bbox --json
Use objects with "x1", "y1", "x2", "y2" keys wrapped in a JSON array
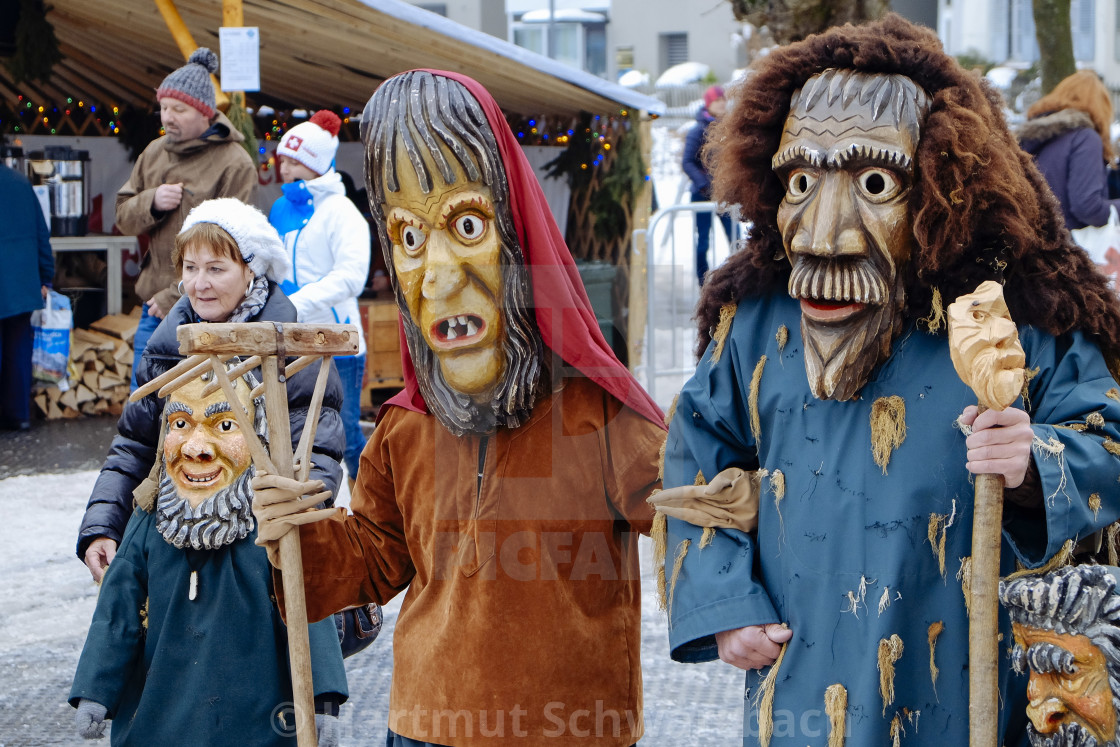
[
  {"x1": 433, "y1": 314, "x2": 486, "y2": 346},
  {"x1": 799, "y1": 298, "x2": 867, "y2": 323},
  {"x1": 180, "y1": 467, "x2": 222, "y2": 486}
]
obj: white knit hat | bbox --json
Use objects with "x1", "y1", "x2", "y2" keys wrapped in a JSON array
[
  {"x1": 276, "y1": 110, "x2": 341, "y2": 176},
  {"x1": 179, "y1": 198, "x2": 291, "y2": 283}
]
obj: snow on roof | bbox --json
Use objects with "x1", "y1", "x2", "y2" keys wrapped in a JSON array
[{"x1": 655, "y1": 62, "x2": 711, "y2": 88}]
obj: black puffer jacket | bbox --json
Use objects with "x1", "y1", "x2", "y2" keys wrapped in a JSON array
[{"x1": 76, "y1": 283, "x2": 345, "y2": 559}]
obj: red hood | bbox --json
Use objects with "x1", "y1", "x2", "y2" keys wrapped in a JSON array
[{"x1": 379, "y1": 69, "x2": 664, "y2": 429}]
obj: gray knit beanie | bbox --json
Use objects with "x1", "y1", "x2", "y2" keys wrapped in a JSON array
[{"x1": 156, "y1": 48, "x2": 218, "y2": 118}]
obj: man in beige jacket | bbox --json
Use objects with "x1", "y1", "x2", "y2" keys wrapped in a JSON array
[{"x1": 116, "y1": 47, "x2": 257, "y2": 389}]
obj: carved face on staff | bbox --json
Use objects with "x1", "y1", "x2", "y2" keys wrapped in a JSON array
[
  {"x1": 947, "y1": 280, "x2": 1026, "y2": 411},
  {"x1": 155, "y1": 371, "x2": 261, "y2": 550},
  {"x1": 773, "y1": 70, "x2": 931, "y2": 401},
  {"x1": 362, "y1": 71, "x2": 544, "y2": 436},
  {"x1": 1001, "y1": 566, "x2": 1120, "y2": 747}
]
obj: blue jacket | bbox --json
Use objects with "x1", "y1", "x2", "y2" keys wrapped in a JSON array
[
  {"x1": 682, "y1": 108, "x2": 716, "y2": 198},
  {"x1": 1018, "y1": 108, "x2": 1120, "y2": 229},
  {"x1": 662, "y1": 292, "x2": 1120, "y2": 745},
  {"x1": 0, "y1": 164, "x2": 53, "y2": 319}
]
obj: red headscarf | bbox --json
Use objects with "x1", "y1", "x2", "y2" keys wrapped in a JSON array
[{"x1": 381, "y1": 69, "x2": 664, "y2": 428}]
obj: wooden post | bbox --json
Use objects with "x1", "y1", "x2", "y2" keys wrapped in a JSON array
[
  {"x1": 947, "y1": 281, "x2": 1026, "y2": 747},
  {"x1": 171, "y1": 322, "x2": 358, "y2": 747},
  {"x1": 152, "y1": 0, "x2": 230, "y2": 111},
  {"x1": 627, "y1": 113, "x2": 654, "y2": 372}
]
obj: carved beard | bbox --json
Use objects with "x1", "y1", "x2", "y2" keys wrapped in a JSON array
[
  {"x1": 154, "y1": 469, "x2": 255, "y2": 550},
  {"x1": 789, "y1": 254, "x2": 905, "y2": 401},
  {"x1": 1027, "y1": 722, "x2": 1106, "y2": 747}
]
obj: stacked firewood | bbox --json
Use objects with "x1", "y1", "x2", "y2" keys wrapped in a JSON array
[{"x1": 34, "y1": 309, "x2": 139, "y2": 420}]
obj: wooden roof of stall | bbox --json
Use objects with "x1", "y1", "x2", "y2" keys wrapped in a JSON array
[{"x1": 0, "y1": 0, "x2": 663, "y2": 118}]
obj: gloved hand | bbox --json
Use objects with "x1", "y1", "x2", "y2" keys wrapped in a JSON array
[
  {"x1": 316, "y1": 712, "x2": 340, "y2": 747},
  {"x1": 75, "y1": 699, "x2": 108, "y2": 739},
  {"x1": 251, "y1": 471, "x2": 342, "y2": 568}
]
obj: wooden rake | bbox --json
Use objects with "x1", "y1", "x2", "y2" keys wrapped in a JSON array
[{"x1": 131, "y1": 321, "x2": 358, "y2": 747}]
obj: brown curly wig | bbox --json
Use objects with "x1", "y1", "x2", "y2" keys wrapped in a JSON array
[{"x1": 695, "y1": 13, "x2": 1120, "y2": 368}]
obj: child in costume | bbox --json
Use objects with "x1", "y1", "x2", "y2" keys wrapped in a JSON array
[{"x1": 70, "y1": 200, "x2": 348, "y2": 746}]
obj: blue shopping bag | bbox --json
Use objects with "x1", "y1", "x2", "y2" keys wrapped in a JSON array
[{"x1": 30, "y1": 290, "x2": 72, "y2": 386}]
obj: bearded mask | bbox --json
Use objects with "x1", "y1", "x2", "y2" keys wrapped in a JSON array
[
  {"x1": 362, "y1": 71, "x2": 545, "y2": 436},
  {"x1": 155, "y1": 370, "x2": 262, "y2": 550},
  {"x1": 773, "y1": 69, "x2": 931, "y2": 401},
  {"x1": 1001, "y1": 566, "x2": 1120, "y2": 747}
]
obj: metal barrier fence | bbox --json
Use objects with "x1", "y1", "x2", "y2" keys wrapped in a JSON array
[{"x1": 633, "y1": 201, "x2": 740, "y2": 406}]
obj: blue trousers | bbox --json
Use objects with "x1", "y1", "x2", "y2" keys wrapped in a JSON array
[
  {"x1": 0, "y1": 312, "x2": 34, "y2": 424},
  {"x1": 335, "y1": 353, "x2": 367, "y2": 478},
  {"x1": 693, "y1": 190, "x2": 734, "y2": 285},
  {"x1": 130, "y1": 303, "x2": 163, "y2": 391}
]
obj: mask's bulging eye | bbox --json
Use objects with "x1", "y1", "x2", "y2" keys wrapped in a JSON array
[
  {"x1": 173, "y1": 419, "x2": 188, "y2": 429},
  {"x1": 786, "y1": 170, "x2": 817, "y2": 201},
  {"x1": 401, "y1": 225, "x2": 427, "y2": 252},
  {"x1": 453, "y1": 213, "x2": 487, "y2": 242},
  {"x1": 218, "y1": 420, "x2": 238, "y2": 433},
  {"x1": 857, "y1": 168, "x2": 901, "y2": 201}
]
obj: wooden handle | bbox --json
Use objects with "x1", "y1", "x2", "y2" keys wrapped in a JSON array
[
  {"x1": 178, "y1": 322, "x2": 357, "y2": 357},
  {"x1": 969, "y1": 472, "x2": 1003, "y2": 747},
  {"x1": 262, "y1": 356, "x2": 317, "y2": 747}
]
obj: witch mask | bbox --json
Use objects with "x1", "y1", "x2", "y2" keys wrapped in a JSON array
[
  {"x1": 774, "y1": 69, "x2": 932, "y2": 401},
  {"x1": 363, "y1": 71, "x2": 544, "y2": 436}
]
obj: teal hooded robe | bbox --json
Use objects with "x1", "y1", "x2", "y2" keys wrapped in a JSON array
[
  {"x1": 69, "y1": 506, "x2": 348, "y2": 746},
  {"x1": 663, "y1": 292, "x2": 1120, "y2": 745}
]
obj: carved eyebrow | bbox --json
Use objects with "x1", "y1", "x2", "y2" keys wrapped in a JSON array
[
  {"x1": 772, "y1": 144, "x2": 823, "y2": 171},
  {"x1": 438, "y1": 193, "x2": 495, "y2": 226},
  {"x1": 166, "y1": 401, "x2": 193, "y2": 416},
  {"x1": 386, "y1": 206, "x2": 425, "y2": 228},
  {"x1": 828, "y1": 143, "x2": 912, "y2": 170},
  {"x1": 204, "y1": 402, "x2": 233, "y2": 419}
]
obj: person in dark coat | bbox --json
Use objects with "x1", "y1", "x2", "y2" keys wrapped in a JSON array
[
  {"x1": 0, "y1": 162, "x2": 54, "y2": 430},
  {"x1": 683, "y1": 84, "x2": 734, "y2": 285},
  {"x1": 70, "y1": 198, "x2": 347, "y2": 745},
  {"x1": 77, "y1": 198, "x2": 345, "y2": 583},
  {"x1": 1017, "y1": 70, "x2": 1120, "y2": 230}
]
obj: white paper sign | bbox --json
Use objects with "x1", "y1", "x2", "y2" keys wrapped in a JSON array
[{"x1": 219, "y1": 27, "x2": 260, "y2": 92}]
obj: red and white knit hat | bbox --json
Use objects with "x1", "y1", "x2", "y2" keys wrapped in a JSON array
[{"x1": 276, "y1": 110, "x2": 342, "y2": 176}]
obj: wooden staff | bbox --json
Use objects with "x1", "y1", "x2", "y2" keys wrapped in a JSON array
[
  {"x1": 947, "y1": 281, "x2": 1026, "y2": 747},
  {"x1": 163, "y1": 322, "x2": 358, "y2": 747}
]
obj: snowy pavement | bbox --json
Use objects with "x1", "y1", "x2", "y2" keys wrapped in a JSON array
[{"x1": 0, "y1": 468, "x2": 744, "y2": 746}]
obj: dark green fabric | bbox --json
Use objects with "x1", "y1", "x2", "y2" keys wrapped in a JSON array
[
  {"x1": 70, "y1": 507, "x2": 347, "y2": 746},
  {"x1": 663, "y1": 292, "x2": 1120, "y2": 745}
]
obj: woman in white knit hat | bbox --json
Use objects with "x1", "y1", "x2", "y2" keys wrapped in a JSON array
[{"x1": 269, "y1": 110, "x2": 370, "y2": 490}]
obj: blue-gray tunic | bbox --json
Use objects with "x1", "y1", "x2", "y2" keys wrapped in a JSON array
[{"x1": 664, "y1": 292, "x2": 1120, "y2": 745}]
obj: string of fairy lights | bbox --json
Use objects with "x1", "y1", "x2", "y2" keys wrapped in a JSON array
[
  {"x1": 3, "y1": 93, "x2": 644, "y2": 177},
  {"x1": 6, "y1": 95, "x2": 122, "y2": 136}
]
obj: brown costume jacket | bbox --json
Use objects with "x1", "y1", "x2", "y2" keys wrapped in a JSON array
[
  {"x1": 281, "y1": 375, "x2": 663, "y2": 745},
  {"x1": 116, "y1": 110, "x2": 257, "y2": 311}
]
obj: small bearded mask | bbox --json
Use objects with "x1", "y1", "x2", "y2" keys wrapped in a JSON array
[
  {"x1": 947, "y1": 280, "x2": 1026, "y2": 411},
  {"x1": 1013, "y1": 624, "x2": 1120, "y2": 747},
  {"x1": 774, "y1": 69, "x2": 930, "y2": 401},
  {"x1": 162, "y1": 375, "x2": 254, "y2": 509}
]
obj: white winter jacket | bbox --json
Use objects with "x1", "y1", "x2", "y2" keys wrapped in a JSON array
[{"x1": 275, "y1": 171, "x2": 370, "y2": 356}]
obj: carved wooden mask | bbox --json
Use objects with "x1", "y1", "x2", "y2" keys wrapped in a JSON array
[{"x1": 773, "y1": 69, "x2": 931, "y2": 401}]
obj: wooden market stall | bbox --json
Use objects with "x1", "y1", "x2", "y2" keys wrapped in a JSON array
[{"x1": 1, "y1": 0, "x2": 664, "y2": 409}]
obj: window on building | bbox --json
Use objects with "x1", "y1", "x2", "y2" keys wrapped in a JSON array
[
  {"x1": 1002, "y1": 0, "x2": 1095, "y2": 62},
  {"x1": 616, "y1": 46, "x2": 635, "y2": 71},
  {"x1": 584, "y1": 24, "x2": 606, "y2": 77},
  {"x1": 659, "y1": 32, "x2": 688, "y2": 74}
]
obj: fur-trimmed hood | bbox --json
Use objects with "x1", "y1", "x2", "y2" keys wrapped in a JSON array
[{"x1": 1017, "y1": 108, "x2": 1095, "y2": 152}]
